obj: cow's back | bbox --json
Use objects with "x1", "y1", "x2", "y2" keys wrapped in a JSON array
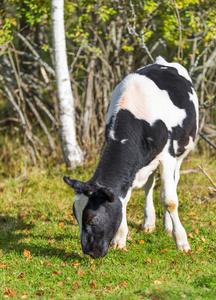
[{"x1": 106, "y1": 56, "x2": 198, "y2": 159}]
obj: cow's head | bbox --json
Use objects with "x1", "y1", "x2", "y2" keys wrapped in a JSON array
[{"x1": 63, "y1": 176, "x2": 122, "y2": 258}]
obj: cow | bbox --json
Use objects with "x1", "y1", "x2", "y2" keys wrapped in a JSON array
[{"x1": 64, "y1": 56, "x2": 199, "y2": 259}]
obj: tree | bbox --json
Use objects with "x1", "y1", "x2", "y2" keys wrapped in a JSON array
[{"x1": 51, "y1": 0, "x2": 83, "y2": 168}]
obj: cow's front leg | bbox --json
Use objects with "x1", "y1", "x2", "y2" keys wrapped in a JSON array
[
  {"x1": 112, "y1": 214, "x2": 128, "y2": 249},
  {"x1": 113, "y1": 189, "x2": 131, "y2": 249},
  {"x1": 143, "y1": 172, "x2": 156, "y2": 233}
]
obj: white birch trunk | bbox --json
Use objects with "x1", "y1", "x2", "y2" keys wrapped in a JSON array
[{"x1": 51, "y1": 0, "x2": 83, "y2": 167}]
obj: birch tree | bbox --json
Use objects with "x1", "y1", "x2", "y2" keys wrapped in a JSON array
[{"x1": 51, "y1": 0, "x2": 83, "y2": 167}]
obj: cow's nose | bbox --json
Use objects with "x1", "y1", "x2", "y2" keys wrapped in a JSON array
[{"x1": 88, "y1": 251, "x2": 100, "y2": 259}]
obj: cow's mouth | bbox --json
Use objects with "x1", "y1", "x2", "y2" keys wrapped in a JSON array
[{"x1": 83, "y1": 248, "x2": 108, "y2": 259}]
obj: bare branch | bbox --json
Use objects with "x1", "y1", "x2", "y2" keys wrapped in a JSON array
[
  {"x1": 34, "y1": 95, "x2": 58, "y2": 127},
  {"x1": 127, "y1": 0, "x2": 154, "y2": 62},
  {"x1": 190, "y1": 41, "x2": 216, "y2": 77},
  {"x1": 12, "y1": 29, "x2": 55, "y2": 76},
  {"x1": 199, "y1": 131, "x2": 216, "y2": 150},
  {"x1": 197, "y1": 164, "x2": 216, "y2": 189},
  {"x1": 26, "y1": 97, "x2": 55, "y2": 152}
]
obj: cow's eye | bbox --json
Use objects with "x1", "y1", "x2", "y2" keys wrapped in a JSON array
[{"x1": 88, "y1": 215, "x2": 100, "y2": 225}]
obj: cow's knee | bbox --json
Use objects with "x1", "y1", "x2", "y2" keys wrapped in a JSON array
[{"x1": 164, "y1": 201, "x2": 177, "y2": 213}]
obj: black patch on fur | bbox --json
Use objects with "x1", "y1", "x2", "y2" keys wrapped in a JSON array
[
  {"x1": 134, "y1": 63, "x2": 197, "y2": 156},
  {"x1": 92, "y1": 110, "x2": 168, "y2": 198}
]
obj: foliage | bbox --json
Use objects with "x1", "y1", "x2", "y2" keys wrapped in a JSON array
[
  {"x1": 0, "y1": 0, "x2": 216, "y2": 166},
  {"x1": 0, "y1": 153, "x2": 215, "y2": 298}
]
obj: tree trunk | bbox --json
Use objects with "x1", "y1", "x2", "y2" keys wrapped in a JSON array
[{"x1": 51, "y1": 0, "x2": 83, "y2": 167}]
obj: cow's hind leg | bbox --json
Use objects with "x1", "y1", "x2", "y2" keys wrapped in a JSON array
[
  {"x1": 143, "y1": 172, "x2": 156, "y2": 233},
  {"x1": 160, "y1": 156, "x2": 190, "y2": 251},
  {"x1": 163, "y1": 159, "x2": 183, "y2": 235}
]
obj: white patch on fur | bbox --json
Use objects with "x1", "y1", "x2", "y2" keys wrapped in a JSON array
[
  {"x1": 160, "y1": 66, "x2": 168, "y2": 69},
  {"x1": 106, "y1": 73, "x2": 187, "y2": 132},
  {"x1": 155, "y1": 56, "x2": 192, "y2": 82},
  {"x1": 143, "y1": 172, "x2": 156, "y2": 232},
  {"x1": 109, "y1": 129, "x2": 116, "y2": 140},
  {"x1": 121, "y1": 139, "x2": 128, "y2": 144},
  {"x1": 183, "y1": 136, "x2": 194, "y2": 154},
  {"x1": 189, "y1": 89, "x2": 199, "y2": 133},
  {"x1": 106, "y1": 78, "x2": 127, "y2": 125},
  {"x1": 132, "y1": 157, "x2": 159, "y2": 188},
  {"x1": 74, "y1": 193, "x2": 88, "y2": 234},
  {"x1": 173, "y1": 140, "x2": 179, "y2": 155}
]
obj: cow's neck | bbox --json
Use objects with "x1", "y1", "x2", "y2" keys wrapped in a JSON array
[{"x1": 90, "y1": 139, "x2": 144, "y2": 198}]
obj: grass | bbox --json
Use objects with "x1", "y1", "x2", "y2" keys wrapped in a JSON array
[{"x1": 0, "y1": 152, "x2": 215, "y2": 299}]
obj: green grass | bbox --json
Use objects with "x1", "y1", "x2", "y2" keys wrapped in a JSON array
[{"x1": 0, "y1": 153, "x2": 215, "y2": 299}]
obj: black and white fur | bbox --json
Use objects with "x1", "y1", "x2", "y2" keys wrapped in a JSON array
[{"x1": 64, "y1": 56, "x2": 199, "y2": 258}]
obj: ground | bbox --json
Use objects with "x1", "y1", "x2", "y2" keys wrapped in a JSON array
[{"x1": 0, "y1": 151, "x2": 215, "y2": 299}]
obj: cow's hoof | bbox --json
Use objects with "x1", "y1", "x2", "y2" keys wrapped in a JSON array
[
  {"x1": 164, "y1": 228, "x2": 172, "y2": 236},
  {"x1": 112, "y1": 242, "x2": 126, "y2": 249},
  {"x1": 176, "y1": 242, "x2": 191, "y2": 252},
  {"x1": 143, "y1": 224, "x2": 155, "y2": 233}
]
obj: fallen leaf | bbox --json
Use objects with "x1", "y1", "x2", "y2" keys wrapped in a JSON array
[
  {"x1": 56, "y1": 281, "x2": 64, "y2": 286},
  {"x1": 72, "y1": 262, "x2": 80, "y2": 268},
  {"x1": 145, "y1": 258, "x2": 153, "y2": 264},
  {"x1": 188, "y1": 233, "x2": 194, "y2": 239},
  {"x1": 23, "y1": 249, "x2": 31, "y2": 259},
  {"x1": 160, "y1": 249, "x2": 167, "y2": 253},
  {"x1": 200, "y1": 237, "x2": 206, "y2": 242},
  {"x1": 89, "y1": 280, "x2": 96, "y2": 288},
  {"x1": 139, "y1": 240, "x2": 145, "y2": 244},
  {"x1": 210, "y1": 221, "x2": 215, "y2": 225},
  {"x1": 59, "y1": 222, "x2": 64, "y2": 227},
  {"x1": 18, "y1": 274, "x2": 27, "y2": 279},
  {"x1": 0, "y1": 263, "x2": 7, "y2": 268},
  {"x1": 42, "y1": 262, "x2": 52, "y2": 266},
  {"x1": 154, "y1": 280, "x2": 162, "y2": 285},
  {"x1": 98, "y1": 261, "x2": 103, "y2": 267},
  {"x1": 72, "y1": 281, "x2": 81, "y2": 290},
  {"x1": 52, "y1": 271, "x2": 61, "y2": 276},
  {"x1": 127, "y1": 236, "x2": 133, "y2": 241},
  {"x1": 194, "y1": 229, "x2": 199, "y2": 234},
  {"x1": 187, "y1": 211, "x2": 196, "y2": 216},
  {"x1": 35, "y1": 292, "x2": 43, "y2": 298},
  {"x1": 20, "y1": 292, "x2": 29, "y2": 299},
  {"x1": 119, "y1": 280, "x2": 127, "y2": 287},
  {"x1": 77, "y1": 270, "x2": 85, "y2": 276},
  {"x1": 4, "y1": 287, "x2": 17, "y2": 298}
]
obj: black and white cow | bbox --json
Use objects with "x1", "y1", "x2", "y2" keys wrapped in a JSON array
[{"x1": 64, "y1": 56, "x2": 199, "y2": 259}]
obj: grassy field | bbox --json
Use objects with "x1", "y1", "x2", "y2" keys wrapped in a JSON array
[{"x1": 0, "y1": 152, "x2": 215, "y2": 299}]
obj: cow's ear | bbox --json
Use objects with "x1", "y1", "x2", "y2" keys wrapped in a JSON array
[
  {"x1": 63, "y1": 177, "x2": 86, "y2": 194},
  {"x1": 97, "y1": 187, "x2": 115, "y2": 202}
]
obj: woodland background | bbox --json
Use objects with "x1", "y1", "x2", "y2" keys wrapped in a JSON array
[{"x1": 0, "y1": 0, "x2": 216, "y2": 177}]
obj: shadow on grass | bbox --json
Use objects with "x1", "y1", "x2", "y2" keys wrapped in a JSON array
[{"x1": 0, "y1": 214, "x2": 85, "y2": 262}]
